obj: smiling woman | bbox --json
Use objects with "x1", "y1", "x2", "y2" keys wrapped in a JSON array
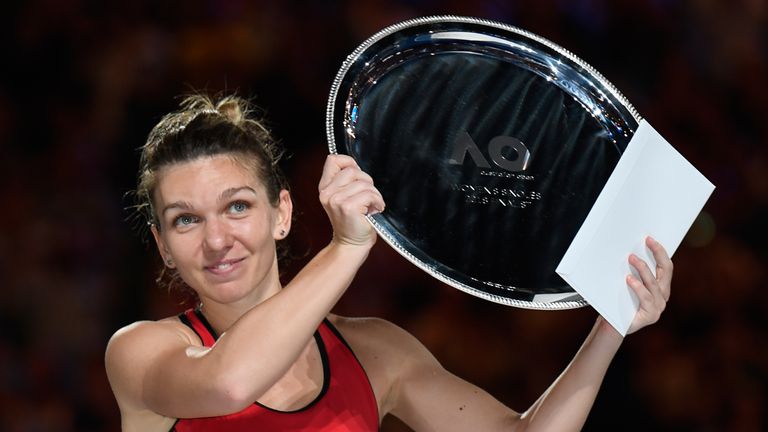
[
  {"x1": 105, "y1": 93, "x2": 673, "y2": 432},
  {"x1": 150, "y1": 156, "x2": 292, "y2": 307},
  {"x1": 133, "y1": 95, "x2": 291, "y2": 295},
  {"x1": 106, "y1": 94, "x2": 387, "y2": 431}
]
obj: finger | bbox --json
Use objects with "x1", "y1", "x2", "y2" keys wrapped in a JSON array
[
  {"x1": 646, "y1": 236, "x2": 673, "y2": 300},
  {"x1": 325, "y1": 166, "x2": 374, "y2": 191},
  {"x1": 627, "y1": 273, "x2": 665, "y2": 323},
  {"x1": 646, "y1": 236, "x2": 673, "y2": 279},
  {"x1": 626, "y1": 274, "x2": 664, "y2": 335},
  {"x1": 318, "y1": 155, "x2": 359, "y2": 191},
  {"x1": 325, "y1": 180, "x2": 384, "y2": 213},
  {"x1": 319, "y1": 170, "x2": 375, "y2": 205},
  {"x1": 336, "y1": 186, "x2": 385, "y2": 215},
  {"x1": 319, "y1": 165, "x2": 373, "y2": 200},
  {"x1": 626, "y1": 274, "x2": 654, "y2": 311},
  {"x1": 628, "y1": 254, "x2": 660, "y2": 297},
  {"x1": 628, "y1": 254, "x2": 668, "y2": 312},
  {"x1": 342, "y1": 190, "x2": 386, "y2": 216}
]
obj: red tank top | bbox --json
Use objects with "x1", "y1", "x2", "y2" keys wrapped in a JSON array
[{"x1": 172, "y1": 309, "x2": 379, "y2": 431}]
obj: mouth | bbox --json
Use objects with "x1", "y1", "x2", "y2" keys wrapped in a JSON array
[{"x1": 204, "y1": 258, "x2": 245, "y2": 275}]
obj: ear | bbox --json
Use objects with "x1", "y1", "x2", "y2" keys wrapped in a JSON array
[
  {"x1": 273, "y1": 189, "x2": 293, "y2": 240},
  {"x1": 150, "y1": 224, "x2": 175, "y2": 268}
]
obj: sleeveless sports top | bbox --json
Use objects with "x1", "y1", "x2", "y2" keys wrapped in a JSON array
[{"x1": 172, "y1": 309, "x2": 380, "y2": 431}]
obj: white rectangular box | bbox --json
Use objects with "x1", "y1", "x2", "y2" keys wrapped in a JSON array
[{"x1": 556, "y1": 120, "x2": 715, "y2": 335}]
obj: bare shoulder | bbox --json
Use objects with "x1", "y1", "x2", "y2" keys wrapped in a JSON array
[
  {"x1": 105, "y1": 317, "x2": 198, "y2": 408},
  {"x1": 106, "y1": 317, "x2": 198, "y2": 367}
]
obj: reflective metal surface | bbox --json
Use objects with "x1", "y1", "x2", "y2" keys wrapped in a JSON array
[{"x1": 327, "y1": 16, "x2": 642, "y2": 309}]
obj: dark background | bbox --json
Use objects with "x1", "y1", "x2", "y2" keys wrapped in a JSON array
[{"x1": 2, "y1": 1, "x2": 766, "y2": 431}]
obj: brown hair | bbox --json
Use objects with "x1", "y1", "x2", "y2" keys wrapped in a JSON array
[
  {"x1": 136, "y1": 93, "x2": 287, "y2": 226},
  {"x1": 133, "y1": 93, "x2": 290, "y2": 293}
]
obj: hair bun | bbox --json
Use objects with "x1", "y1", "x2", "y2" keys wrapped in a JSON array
[{"x1": 216, "y1": 97, "x2": 246, "y2": 125}]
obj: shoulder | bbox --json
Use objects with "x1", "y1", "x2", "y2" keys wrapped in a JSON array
[
  {"x1": 106, "y1": 317, "x2": 198, "y2": 365},
  {"x1": 327, "y1": 315, "x2": 442, "y2": 415},
  {"x1": 105, "y1": 317, "x2": 198, "y2": 408},
  {"x1": 328, "y1": 314, "x2": 433, "y2": 360}
]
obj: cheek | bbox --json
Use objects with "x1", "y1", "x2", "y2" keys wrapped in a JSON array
[
  {"x1": 165, "y1": 232, "x2": 203, "y2": 264},
  {"x1": 235, "y1": 216, "x2": 276, "y2": 248}
]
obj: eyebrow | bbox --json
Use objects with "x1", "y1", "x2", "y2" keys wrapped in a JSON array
[
  {"x1": 161, "y1": 186, "x2": 259, "y2": 217},
  {"x1": 162, "y1": 200, "x2": 193, "y2": 217},
  {"x1": 220, "y1": 186, "x2": 258, "y2": 201}
]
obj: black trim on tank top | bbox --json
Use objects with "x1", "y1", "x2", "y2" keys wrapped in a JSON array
[
  {"x1": 323, "y1": 317, "x2": 379, "y2": 422},
  {"x1": 323, "y1": 318, "x2": 356, "y2": 353},
  {"x1": 169, "y1": 313, "x2": 333, "y2": 427},
  {"x1": 178, "y1": 312, "x2": 203, "y2": 345},
  {"x1": 254, "y1": 328, "x2": 330, "y2": 413},
  {"x1": 194, "y1": 307, "x2": 219, "y2": 340}
]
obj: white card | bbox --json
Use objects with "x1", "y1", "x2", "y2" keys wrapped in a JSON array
[{"x1": 556, "y1": 120, "x2": 715, "y2": 335}]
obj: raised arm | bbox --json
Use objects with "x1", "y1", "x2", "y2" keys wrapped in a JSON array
[
  {"x1": 106, "y1": 155, "x2": 384, "y2": 419},
  {"x1": 386, "y1": 236, "x2": 672, "y2": 431}
]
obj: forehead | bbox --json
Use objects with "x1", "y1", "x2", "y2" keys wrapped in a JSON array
[{"x1": 154, "y1": 155, "x2": 264, "y2": 203}]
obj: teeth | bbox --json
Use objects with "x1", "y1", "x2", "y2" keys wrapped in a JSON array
[{"x1": 215, "y1": 263, "x2": 232, "y2": 270}]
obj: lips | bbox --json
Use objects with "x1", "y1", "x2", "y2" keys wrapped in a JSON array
[{"x1": 204, "y1": 258, "x2": 245, "y2": 275}]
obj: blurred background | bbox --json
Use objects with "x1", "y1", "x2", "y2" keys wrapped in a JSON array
[{"x1": 2, "y1": 0, "x2": 766, "y2": 430}]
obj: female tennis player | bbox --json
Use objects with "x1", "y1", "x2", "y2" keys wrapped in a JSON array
[{"x1": 106, "y1": 94, "x2": 672, "y2": 431}]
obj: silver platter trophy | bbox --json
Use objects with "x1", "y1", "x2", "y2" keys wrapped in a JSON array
[{"x1": 326, "y1": 16, "x2": 641, "y2": 309}]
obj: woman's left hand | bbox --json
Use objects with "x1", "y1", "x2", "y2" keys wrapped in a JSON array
[
  {"x1": 318, "y1": 154, "x2": 385, "y2": 248},
  {"x1": 625, "y1": 236, "x2": 673, "y2": 335}
]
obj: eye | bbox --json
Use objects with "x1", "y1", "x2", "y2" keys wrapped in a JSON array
[
  {"x1": 228, "y1": 200, "x2": 251, "y2": 214},
  {"x1": 173, "y1": 214, "x2": 199, "y2": 228}
]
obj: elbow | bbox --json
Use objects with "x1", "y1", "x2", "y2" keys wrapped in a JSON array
[
  {"x1": 213, "y1": 371, "x2": 260, "y2": 413},
  {"x1": 212, "y1": 363, "x2": 281, "y2": 415}
]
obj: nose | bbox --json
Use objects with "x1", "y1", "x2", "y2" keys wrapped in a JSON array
[{"x1": 202, "y1": 217, "x2": 233, "y2": 253}]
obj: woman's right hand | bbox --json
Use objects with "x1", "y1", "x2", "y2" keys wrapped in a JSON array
[{"x1": 318, "y1": 154, "x2": 385, "y2": 248}]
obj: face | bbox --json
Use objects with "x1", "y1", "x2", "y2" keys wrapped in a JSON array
[{"x1": 150, "y1": 155, "x2": 292, "y2": 307}]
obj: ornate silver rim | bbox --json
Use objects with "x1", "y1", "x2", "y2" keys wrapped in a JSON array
[{"x1": 326, "y1": 15, "x2": 642, "y2": 310}]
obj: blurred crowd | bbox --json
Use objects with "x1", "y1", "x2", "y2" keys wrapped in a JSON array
[{"x1": 1, "y1": 0, "x2": 766, "y2": 430}]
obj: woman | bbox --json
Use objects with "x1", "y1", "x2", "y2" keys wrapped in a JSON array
[{"x1": 106, "y1": 94, "x2": 673, "y2": 431}]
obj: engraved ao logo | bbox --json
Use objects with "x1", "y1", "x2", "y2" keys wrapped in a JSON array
[{"x1": 448, "y1": 132, "x2": 530, "y2": 172}]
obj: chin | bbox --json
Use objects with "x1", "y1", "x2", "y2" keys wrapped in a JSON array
[{"x1": 200, "y1": 281, "x2": 255, "y2": 305}]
